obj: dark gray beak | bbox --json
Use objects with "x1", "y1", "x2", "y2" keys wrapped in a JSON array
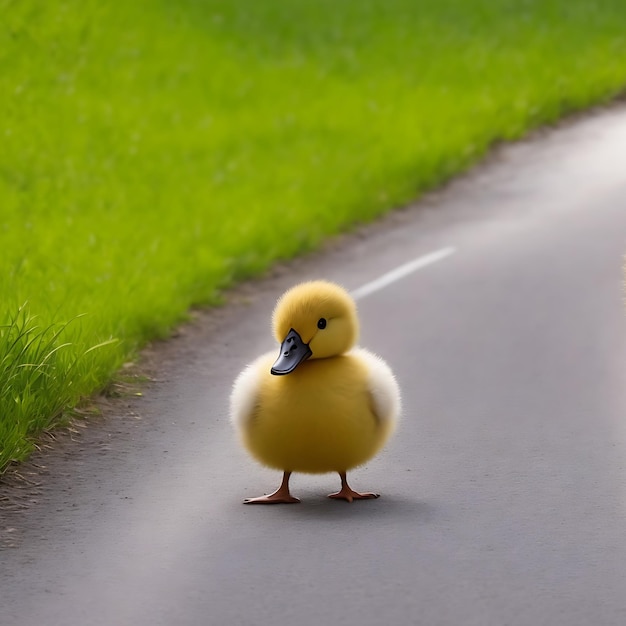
[{"x1": 271, "y1": 328, "x2": 312, "y2": 375}]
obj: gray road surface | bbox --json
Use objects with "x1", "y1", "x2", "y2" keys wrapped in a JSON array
[{"x1": 2, "y1": 107, "x2": 626, "y2": 626}]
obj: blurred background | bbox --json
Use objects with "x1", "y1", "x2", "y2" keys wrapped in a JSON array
[{"x1": 1, "y1": 0, "x2": 626, "y2": 470}]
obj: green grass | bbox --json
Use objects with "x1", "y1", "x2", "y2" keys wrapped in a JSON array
[{"x1": 1, "y1": 0, "x2": 626, "y2": 472}]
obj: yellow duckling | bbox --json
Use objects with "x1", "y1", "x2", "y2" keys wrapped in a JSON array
[{"x1": 230, "y1": 280, "x2": 401, "y2": 503}]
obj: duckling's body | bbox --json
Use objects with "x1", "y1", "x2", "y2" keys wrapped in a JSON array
[
  {"x1": 233, "y1": 349, "x2": 397, "y2": 474},
  {"x1": 230, "y1": 280, "x2": 400, "y2": 503}
]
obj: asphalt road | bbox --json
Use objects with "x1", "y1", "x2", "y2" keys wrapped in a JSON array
[{"x1": 2, "y1": 107, "x2": 626, "y2": 626}]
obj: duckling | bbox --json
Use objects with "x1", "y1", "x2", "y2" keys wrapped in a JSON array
[{"x1": 230, "y1": 280, "x2": 401, "y2": 503}]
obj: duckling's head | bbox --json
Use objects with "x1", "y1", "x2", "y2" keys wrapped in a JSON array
[{"x1": 270, "y1": 280, "x2": 359, "y2": 375}]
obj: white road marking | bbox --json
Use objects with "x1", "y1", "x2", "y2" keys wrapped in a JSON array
[{"x1": 351, "y1": 246, "x2": 456, "y2": 300}]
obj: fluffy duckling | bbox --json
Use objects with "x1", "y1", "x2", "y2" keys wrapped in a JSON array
[{"x1": 230, "y1": 280, "x2": 400, "y2": 503}]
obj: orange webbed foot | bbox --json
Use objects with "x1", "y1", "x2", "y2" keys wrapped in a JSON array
[
  {"x1": 328, "y1": 472, "x2": 380, "y2": 503},
  {"x1": 243, "y1": 471, "x2": 299, "y2": 505}
]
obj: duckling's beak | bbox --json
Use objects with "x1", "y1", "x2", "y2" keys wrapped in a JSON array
[{"x1": 271, "y1": 328, "x2": 312, "y2": 375}]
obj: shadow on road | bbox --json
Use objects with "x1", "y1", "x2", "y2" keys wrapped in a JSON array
[{"x1": 234, "y1": 492, "x2": 437, "y2": 524}]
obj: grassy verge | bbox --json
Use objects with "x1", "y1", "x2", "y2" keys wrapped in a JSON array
[{"x1": 1, "y1": 0, "x2": 626, "y2": 471}]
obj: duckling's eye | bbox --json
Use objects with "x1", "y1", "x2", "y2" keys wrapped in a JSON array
[{"x1": 317, "y1": 318, "x2": 327, "y2": 330}]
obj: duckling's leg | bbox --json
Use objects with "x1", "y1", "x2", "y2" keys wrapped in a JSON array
[
  {"x1": 328, "y1": 472, "x2": 380, "y2": 502},
  {"x1": 243, "y1": 471, "x2": 300, "y2": 504}
]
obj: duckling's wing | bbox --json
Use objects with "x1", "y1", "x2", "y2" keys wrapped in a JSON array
[
  {"x1": 229, "y1": 353, "x2": 272, "y2": 429},
  {"x1": 353, "y1": 348, "x2": 402, "y2": 425}
]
